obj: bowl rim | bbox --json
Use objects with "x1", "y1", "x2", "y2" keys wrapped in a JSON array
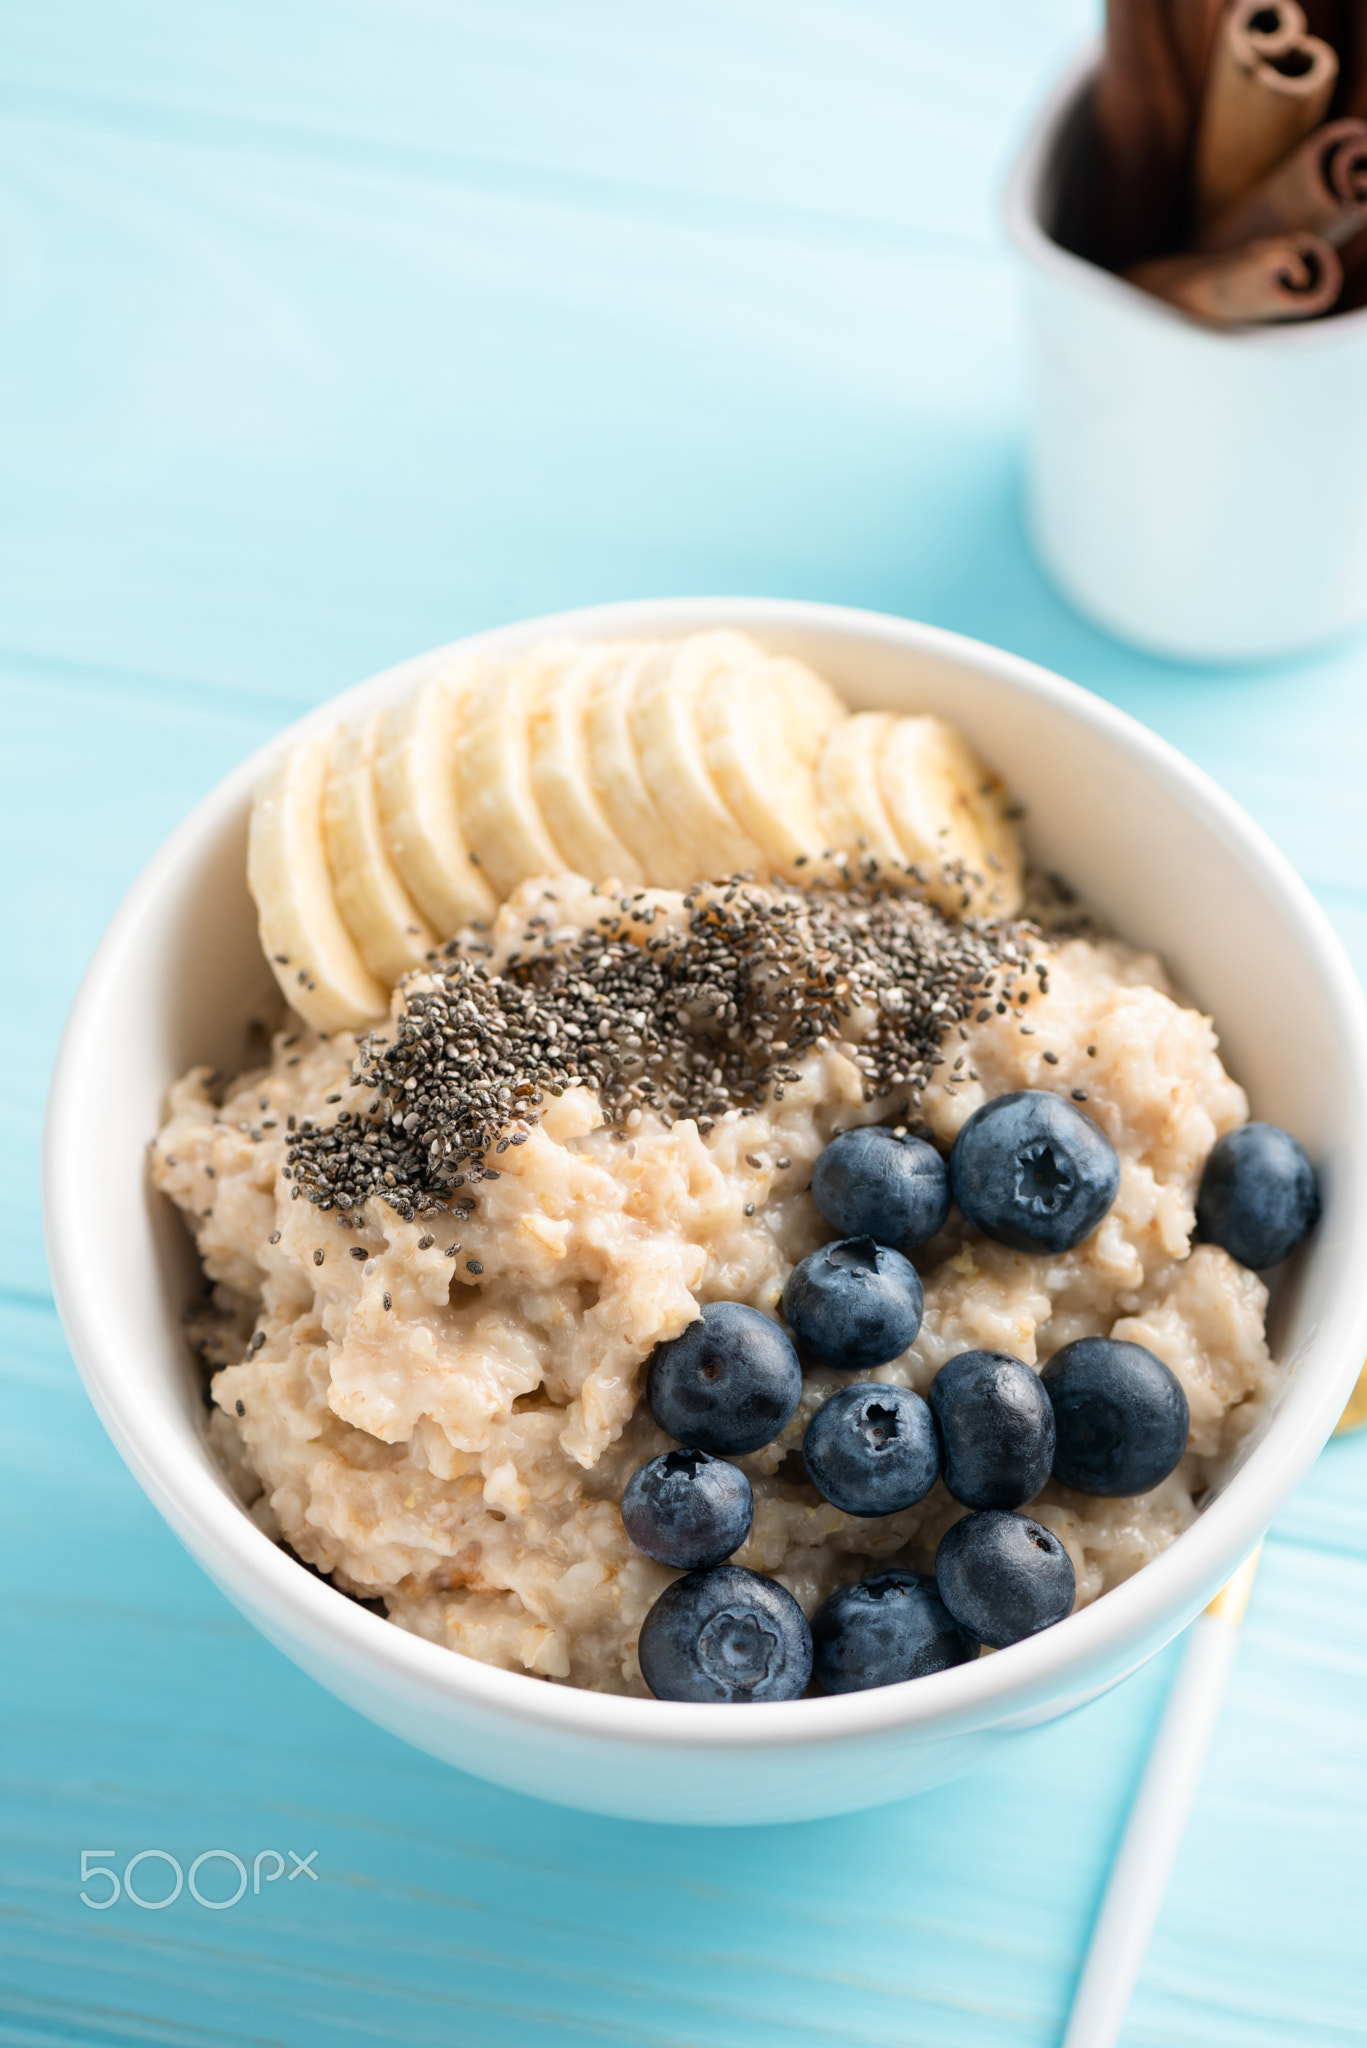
[
  {"x1": 43, "y1": 594, "x2": 1367, "y2": 1756},
  {"x1": 1003, "y1": 40, "x2": 1367, "y2": 351}
]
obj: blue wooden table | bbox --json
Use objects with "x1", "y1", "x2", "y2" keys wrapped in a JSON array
[{"x1": 4, "y1": 4, "x2": 1367, "y2": 2041}]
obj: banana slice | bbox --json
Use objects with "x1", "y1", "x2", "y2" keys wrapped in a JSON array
[
  {"x1": 699, "y1": 651, "x2": 846, "y2": 878},
  {"x1": 322, "y1": 713, "x2": 437, "y2": 986},
  {"x1": 248, "y1": 731, "x2": 388, "y2": 1032},
  {"x1": 765, "y1": 653, "x2": 849, "y2": 761},
  {"x1": 879, "y1": 715, "x2": 1023, "y2": 917},
  {"x1": 372, "y1": 658, "x2": 497, "y2": 939},
  {"x1": 527, "y1": 642, "x2": 645, "y2": 884},
  {"x1": 455, "y1": 639, "x2": 577, "y2": 897},
  {"x1": 583, "y1": 640, "x2": 688, "y2": 885},
  {"x1": 628, "y1": 632, "x2": 769, "y2": 885},
  {"x1": 815, "y1": 712, "x2": 909, "y2": 878}
]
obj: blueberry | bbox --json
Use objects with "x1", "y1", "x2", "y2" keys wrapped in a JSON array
[
  {"x1": 802, "y1": 1383, "x2": 939, "y2": 1516},
  {"x1": 647, "y1": 1302, "x2": 802, "y2": 1455},
  {"x1": 812, "y1": 1570, "x2": 978, "y2": 1693},
  {"x1": 928, "y1": 1349, "x2": 1055, "y2": 1509},
  {"x1": 1196, "y1": 1122, "x2": 1320, "y2": 1270},
  {"x1": 637, "y1": 1564, "x2": 814, "y2": 1702},
  {"x1": 949, "y1": 1090, "x2": 1120, "y2": 1254},
  {"x1": 1042, "y1": 1337, "x2": 1189, "y2": 1496},
  {"x1": 811, "y1": 1128, "x2": 950, "y2": 1250},
  {"x1": 622, "y1": 1449, "x2": 754, "y2": 1570},
  {"x1": 935, "y1": 1510, "x2": 1076, "y2": 1649},
  {"x1": 781, "y1": 1236, "x2": 924, "y2": 1370}
]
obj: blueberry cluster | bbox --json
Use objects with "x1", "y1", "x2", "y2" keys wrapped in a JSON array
[
  {"x1": 629, "y1": 1101, "x2": 1321, "y2": 1701},
  {"x1": 950, "y1": 1089, "x2": 1320, "y2": 1273}
]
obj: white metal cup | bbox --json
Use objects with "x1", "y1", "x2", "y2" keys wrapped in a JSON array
[{"x1": 1005, "y1": 46, "x2": 1367, "y2": 664}]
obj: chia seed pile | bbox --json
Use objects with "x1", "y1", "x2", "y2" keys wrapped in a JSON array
[{"x1": 285, "y1": 878, "x2": 1039, "y2": 1222}]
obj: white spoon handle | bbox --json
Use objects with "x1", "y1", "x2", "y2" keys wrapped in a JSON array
[{"x1": 1061, "y1": 1547, "x2": 1262, "y2": 2048}]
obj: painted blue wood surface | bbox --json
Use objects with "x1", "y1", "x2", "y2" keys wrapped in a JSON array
[{"x1": 3, "y1": 3, "x2": 1366, "y2": 2041}]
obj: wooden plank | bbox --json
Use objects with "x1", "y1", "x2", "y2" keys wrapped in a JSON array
[{"x1": 0, "y1": 0, "x2": 1084, "y2": 246}]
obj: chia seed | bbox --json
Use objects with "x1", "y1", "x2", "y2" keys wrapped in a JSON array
[{"x1": 285, "y1": 875, "x2": 1033, "y2": 1220}]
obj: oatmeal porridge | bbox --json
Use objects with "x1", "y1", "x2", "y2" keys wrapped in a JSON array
[{"x1": 151, "y1": 631, "x2": 1315, "y2": 1699}]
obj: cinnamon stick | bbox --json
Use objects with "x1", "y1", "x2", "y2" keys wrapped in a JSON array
[
  {"x1": 1171, "y1": 0, "x2": 1232, "y2": 103},
  {"x1": 1196, "y1": 114, "x2": 1367, "y2": 245},
  {"x1": 1092, "y1": 0, "x2": 1197, "y2": 264},
  {"x1": 1126, "y1": 228, "x2": 1343, "y2": 319},
  {"x1": 1171, "y1": 0, "x2": 1340, "y2": 101},
  {"x1": 1193, "y1": 2, "x2": 1340, "y2": 224}
]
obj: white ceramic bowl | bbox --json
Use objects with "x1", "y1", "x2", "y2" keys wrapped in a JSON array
[
  {"x1": 44, "y1": 598, "x2": 1367, "y2": 1826},
  {"x1": 1006, "y1": 48, "x2": 1367, "y2": 664}
]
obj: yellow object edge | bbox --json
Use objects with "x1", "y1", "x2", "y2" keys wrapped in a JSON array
[
  {"x1": 1201, "y1": 1358, "x2": 1367, "y2": 1629},
  {"x1": 1334, "y1": 1360, "x2": 1367, "y2": 1437},
  {"x1": 1205, "y1": 1544, "x2": 1263, "y2": 1626}
]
